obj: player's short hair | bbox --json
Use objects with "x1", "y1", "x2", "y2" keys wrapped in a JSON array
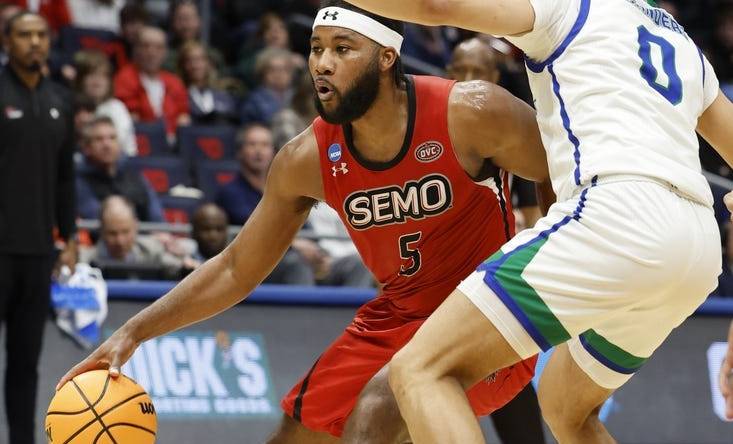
[{"x1": 318, "y1": 0, "x2": 406, "y2": 87}]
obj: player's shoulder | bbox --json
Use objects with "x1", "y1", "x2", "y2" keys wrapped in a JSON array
[
  {"x1": 277, "y1": 125, "x2": 319, "y2": 166},
  {"x1": 271, "y1": 125, "x2": 324, "y2": 200},
  {"x1": 448, "y1": 80, "x2": 519, "y2": 124}
]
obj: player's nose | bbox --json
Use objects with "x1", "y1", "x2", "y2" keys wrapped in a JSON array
[{"x1": 314, "y1": 49, "x2": 336, "y2": 75}]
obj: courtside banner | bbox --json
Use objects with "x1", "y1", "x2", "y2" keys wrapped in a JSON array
[{"x1": 119, "y1": 330, "x2": 279, "y2": 420}]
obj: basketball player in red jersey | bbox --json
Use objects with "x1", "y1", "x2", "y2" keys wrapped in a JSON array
[{"x1": 58, "y1": 1, "x2": 550, "y2": 442}]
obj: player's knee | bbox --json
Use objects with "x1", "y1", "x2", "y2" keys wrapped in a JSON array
[
  {"x1": 539, "y1": 388, "x2": 600, "y2": 437},
  {"x1": 388, "y1": 345, "x2": 436, "y2": 395}
]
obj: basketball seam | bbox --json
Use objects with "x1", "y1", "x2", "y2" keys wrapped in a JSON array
[
  {"x1": 68, "y1": 380, "x2": 118, "y2": 444},
  {"x1": 48, "y1": 374, "x2": 113, "y2": 417},
  {"x1": 61, "y1": 392, "x2": 148, "y2": 444},
  {"x1": 92, "y1": 422, "x2": 156, "y2": 443}
]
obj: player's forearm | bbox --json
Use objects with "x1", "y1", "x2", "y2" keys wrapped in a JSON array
[
  {"x1": 120, "y1": 250, "x2": 251, "y2": 344},
  {"x1": 346, "y1": 0, "x2": 445, "y2": 25},
  {"x1": 345, "y1": 0, "x2": 534, "y2": 37}
]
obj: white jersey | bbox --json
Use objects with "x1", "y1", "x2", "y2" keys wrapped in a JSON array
[{"x1": 505, "y1": 0, "x2": 720, "y2": 205}]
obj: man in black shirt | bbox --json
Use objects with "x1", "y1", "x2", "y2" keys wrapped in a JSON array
[
  {"x1": 0, "y1": 12, "x2": 76, "y2": 444},
  {"x1": 76, "y1": 116, "x2": 164, "y2": 222}
]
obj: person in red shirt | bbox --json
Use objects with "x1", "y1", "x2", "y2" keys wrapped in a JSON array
[
  {"x1": 114, "y1": 26, "x2": 190, "y2": 136},
  {"x1": 6, "y1": 0, "x2": 69, "y2": 31},
  {"x1": 59, "y1": 2, "x2": 551, "y2": 442}
]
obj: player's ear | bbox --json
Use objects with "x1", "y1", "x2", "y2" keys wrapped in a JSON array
[{"x1": 379, "y1": 46, "x2": 398, "y2": 73}]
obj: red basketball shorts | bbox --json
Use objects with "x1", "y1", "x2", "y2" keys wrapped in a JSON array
[{"x1": 281, "y1": 313, "x2": 537, "y2": 437}]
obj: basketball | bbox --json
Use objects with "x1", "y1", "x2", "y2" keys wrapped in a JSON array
[{"x1": 45, "y1": 370, "x2": 157, "y2": 444}]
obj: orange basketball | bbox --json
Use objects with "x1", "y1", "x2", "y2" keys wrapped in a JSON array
[{"x1": 46, "y1": 370, "x2": 157, "y2": 444}]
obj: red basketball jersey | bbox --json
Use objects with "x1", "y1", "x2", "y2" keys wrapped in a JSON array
[{"x1": 314, "y1": 75, "x2": 514, "y2": 319}]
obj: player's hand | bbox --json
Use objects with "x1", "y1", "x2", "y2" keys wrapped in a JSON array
[
  {"x1": 720, "y1": 320, "x2": 733, "y2": 420},
  {"x1": 56, "y1": 326, "x2": 139, "y2": 391},
  {"x1": 725, "y1": 192, "x2": 733, "y2": 222}
]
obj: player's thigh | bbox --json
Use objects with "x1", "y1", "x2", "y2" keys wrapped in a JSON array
[
  {"x1": 392, "y1": 288, "x2": 522, "y2": 390},
  {"x1": 267, "y1": 414, "x2": 340, "y2": 444},
  {"x1": 538, "y1": 344, "x2": 614, "y2": 427}
]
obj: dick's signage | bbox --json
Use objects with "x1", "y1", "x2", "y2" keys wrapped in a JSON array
[{"x1": 120, "y1": 330, "x2": 278, "y2": 419}]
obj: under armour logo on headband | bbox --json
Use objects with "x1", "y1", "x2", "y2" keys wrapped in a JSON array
[
  {"x1": 323, "y1": 10, "x2": 339, "y2": 20},
  {"x1": 313, "y1": 7, "x2": 403, "y2": 55}
]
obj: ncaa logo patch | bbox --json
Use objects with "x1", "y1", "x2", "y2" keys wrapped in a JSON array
[
  {"x1": 328, "y1": 143, "x2": 342, "y2": 162},
  {"x1": 415, "y1": 141, "x2": 443, "y2": 163}
]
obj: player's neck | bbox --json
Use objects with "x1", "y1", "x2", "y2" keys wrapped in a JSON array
[{"x1": 350, "y1": 82, "x2": 409, "y2": 163}]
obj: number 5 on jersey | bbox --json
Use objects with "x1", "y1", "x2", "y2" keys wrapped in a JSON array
[{"x1": 398, "y1": 232, "x2": 422, "y2": 276}]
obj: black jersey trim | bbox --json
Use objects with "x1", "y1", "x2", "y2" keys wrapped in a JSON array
[{"x1": 342, "y1": 76, "x2": 416, "y2": 171}]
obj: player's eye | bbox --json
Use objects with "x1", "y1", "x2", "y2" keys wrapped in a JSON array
[
  {"x1": 336, "y1": 46, "x2": 350, "y2": 54},
  {"x1": 311, "y1": 46, "x2": 323, "y2": 54}
]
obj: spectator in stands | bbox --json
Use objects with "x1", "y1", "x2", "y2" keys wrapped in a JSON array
[
  {"x1": 178, "y1": 41, "x2": 237, "y2": 125},
  {"x1": 402, "y1": 24, "x2": 451, "y2": 68},
  {"x1": 239, "y1": 47, "x2": 295, "y2": 125},
  {"x1": 76, "y1": 116, "x2": 164, "y2": 222},
  {"x1": 74, "y1": 50, "x2": 137, "y2": 156},
  {"x1": 81, "y1": 196, "x2": 182, "y2": 279},
  {"x1": 271, "y1": 70, "x2": 318, "y2": 148},
  {"x1": 119, "y1": 3, "x2": 148, "y2": 60},
  {"x1": 73, "y1": 94, "x2": 97, "y2": 146},
  {"x1": 114, "y1": 26, "x2": 191, "y2": 136},
  {"x1": 236, "y1": 12, "x2": 305, "y2": 89},
  {"x1": 216, "y1": 123, "x2": 273, "y2": 225},
  {"x1": 67, "y1": 0, "x2": 125, "y2": 33},
  {"x1": 215, "y1": 123, "x2": 314, "y2": 285},
  {"x1": 190, "y1": 203, "x2": 229, "y2": 262},
  {"x1": 0, "y1": 2, "x2": 21, "y2": 67},
  {"x1": 307, "y1": 204, "x2": 374, "y2": 287},
  {"x1": 7, "y1": 0, "x2": 70, "y2": 31},
  {"x1": 447, "y1": 38, "x2": 541, "y2": 230},
  {"x1": 164, "y1": 0, "x2": 225, "y2": 73}
]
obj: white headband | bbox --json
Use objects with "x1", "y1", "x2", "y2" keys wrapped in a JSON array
[{"x1": 312, "y1": 7, "x2": 403, "y2": 55}]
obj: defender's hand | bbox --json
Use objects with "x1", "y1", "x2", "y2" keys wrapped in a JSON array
[{"x1": 56, "y1": 327, "x2": 139, "y2": 391}]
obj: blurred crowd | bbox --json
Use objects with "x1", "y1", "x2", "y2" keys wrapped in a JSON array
[{"x1": 3, "y1": 0, "x2": 733, "y2": 292}]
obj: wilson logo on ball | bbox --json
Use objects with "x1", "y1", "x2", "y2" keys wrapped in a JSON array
[
  {"x1": 415, "y1": 141, "x2": 443, "y2": 163},
  {"x1": 140, "y1": 402, "x2": 156, "y2": 415}
]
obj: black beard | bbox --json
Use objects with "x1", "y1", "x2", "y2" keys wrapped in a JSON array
[{"x1": 314, "y1": 59, "x2": 381, "y2": 125}]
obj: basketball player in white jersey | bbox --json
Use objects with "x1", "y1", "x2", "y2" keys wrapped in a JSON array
[{"x1": 344, "y1": 0, "x2": 733, "y2": 442}]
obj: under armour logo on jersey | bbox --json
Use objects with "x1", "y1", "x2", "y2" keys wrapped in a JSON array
[
  {"x1": 332, "y1": 162, "x2": 349, "y2": 176},
  {"x1": 485, "y1": 372, "x2": 498, "y2": 384},
  {"x1": 322, "y1": 10, "x2": 339, "y2": 20}
]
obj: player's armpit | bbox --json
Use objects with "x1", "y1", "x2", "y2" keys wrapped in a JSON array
[
  {"x1": 449, "y1": 81, "x2": 549, "y2": 182},
  {"x1": 698, "y1": 90, "x2": 733, "y2": 170},
  {"x1": 345, "y1": 0, "x2": 535, "y2": 37}
]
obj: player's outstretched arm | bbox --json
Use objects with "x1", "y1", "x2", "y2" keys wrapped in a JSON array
[
  {"x1": 345, "y1": 0, "x2": 535, "y2": 37},
  {"x1": 57, "y1": 131, "x2": 322, "y2": 390},
  {"x1": 721, "y1": 320, "x2": 733, "y2": 420},
  {"x1": 449, "y1": 80, "x2": 549, "y2": 183}
]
